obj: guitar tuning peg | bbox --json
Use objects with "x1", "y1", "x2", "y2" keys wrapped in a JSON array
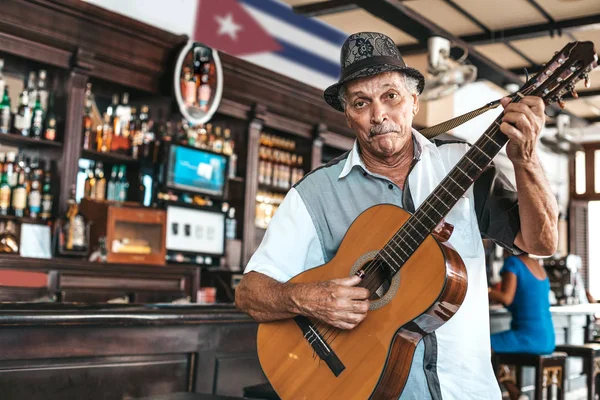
[
  {"x1": 585, "y1": 75, "x2": 591, "y2": 88},
  {"x1": 571, "y1": 88, "x2": 579, "y2": 99},
  {"x1": 557, "y1": 96, "x2": 566, "y2": 109}
]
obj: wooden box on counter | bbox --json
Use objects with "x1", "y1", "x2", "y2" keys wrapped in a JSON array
[{"x1": 80, "y1": 199, "x2": 167, "y2": 266}]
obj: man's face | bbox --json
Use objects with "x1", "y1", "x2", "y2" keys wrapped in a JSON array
[{"x1": 343, "y1": 72, "x2": 419, "y2": 159}]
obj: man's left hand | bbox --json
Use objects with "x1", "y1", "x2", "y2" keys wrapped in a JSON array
[{"x1": 500, "y1": 96, "x2": 545, "y2": 165}]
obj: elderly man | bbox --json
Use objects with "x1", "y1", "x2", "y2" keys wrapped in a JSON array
[{"x1": 235, "y1": 32, "x2": 558, "y2": 400}]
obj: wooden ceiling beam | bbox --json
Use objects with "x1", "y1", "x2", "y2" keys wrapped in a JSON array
[
  {"x1": 292, "y1": 0, "x2": 359, "y2": 17},
  {"x1": 398, "y1": 14, "x2": 600, "y2": 56}
]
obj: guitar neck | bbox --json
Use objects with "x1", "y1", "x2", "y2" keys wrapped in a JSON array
[{"x1": 380, "y1": 115, "x2": 508, "y2": 272}]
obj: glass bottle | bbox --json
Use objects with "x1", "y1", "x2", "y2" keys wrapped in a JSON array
[
  {"x1": 12, "y1": 168, "x2": 27, "y2": 218},
  {"x1": 37, "y1": 70, "x2": 49, "y2": 113},
  {"x1": 107, "y1": 165, "x2": 118, "y2": 201},
  {"x1": 0, "y1": 86, "x2": 10, "y2": 134},
  {"x1": 43, "y1": 93, "x2": 56, "y2": 141},
  {"x1": 28, "y1": 163, "x2": 42, "y2": 219},
  {"x1": 0, "y1": 58, "x2": 5, "y2": 100},
  {"x1": 40, "y1": 165, "x2": 53, "y2": 221},
  {"x1": 29, "y1": 93, "x2": 44, "y2": 139},
  {"x1": 94, "y1": 161, "x2": 106, "y2": 200},
  {"x1": 117, "y1": 165, "x2": 128, "y2": 202},
  {"x1": 84, "y1": 164, "x2": 96, "y2": 199},
  {"x1": 0, "y1": 163, "x2": 10, "y2": 216},
  {"x1": 61, "y1": 186, "x2": 88, "y2": 252},
  {"x1": 13, "y1": 90, "x2": 31, "y2": 136}
]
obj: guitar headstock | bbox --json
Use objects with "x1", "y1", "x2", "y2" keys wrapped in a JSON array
[{"x1": 521, "y1": 41, "x2": 598, "y2": 107}]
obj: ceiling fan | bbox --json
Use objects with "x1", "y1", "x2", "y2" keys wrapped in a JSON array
[
  {"x1": 540, "y1": 114, "x2": 584, "y2": 155},
  {"x1": 420, "y1": 36, "x2": 478, "y2": 102}
]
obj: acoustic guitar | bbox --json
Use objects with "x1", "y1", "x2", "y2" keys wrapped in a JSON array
[{"x1": 256, "y1": 41, "x2": 597, "y2": 400}]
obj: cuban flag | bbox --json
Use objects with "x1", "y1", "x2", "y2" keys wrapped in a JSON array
[
  {"x1": 194, "y1": 0, "x2": 345, "y2": 89},
  {"x1": 84, "y1": 0, "x2": 346, "y2": 90}
]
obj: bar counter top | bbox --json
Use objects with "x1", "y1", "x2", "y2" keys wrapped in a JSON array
[
  {"x1": 490, "y1": 302, "x2": 600, "y2": 315},
  {"x1": 0, "y1": 302, "x2": 251, "y2": 327}
]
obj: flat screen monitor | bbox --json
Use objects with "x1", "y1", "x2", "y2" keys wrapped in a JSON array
[
  {"x1": 166, "y1": 145, "x2": 228, "y2": 198},
  {"x1": 165, "y1": 205, "x2": 225, "y2": 256}
]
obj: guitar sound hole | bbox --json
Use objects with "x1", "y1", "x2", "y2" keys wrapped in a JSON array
[{"x1": 361, "y1": 260, "x2": 393, "y2": 300}]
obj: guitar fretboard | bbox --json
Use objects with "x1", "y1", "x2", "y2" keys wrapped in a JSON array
[{"x1": 379, "y1": 114, "x2": 509, "y2": 273}]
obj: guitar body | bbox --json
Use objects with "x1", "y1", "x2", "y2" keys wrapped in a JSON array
[{"x1": 257, "y1": 204, "x2": 468, "y2": 400}]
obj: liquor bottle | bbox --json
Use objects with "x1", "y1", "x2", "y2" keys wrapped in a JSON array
[
  {"x1": 40, "y1": 165, "x2": 53, "y2": 221},
  {"x1": 82, "y1": 83, "x2": 93, "y2": 150},
  {"x1": 28, "y1": 163, "x2": 42, "y2": 219},
  {"x1": 0, "y1": 86, "x2": 11, "y2": 134},
  {"x1": 213, "y1": 126, "x2": 223, "y2": 153},
  {"x1": 193, "y1": 46, "x2": 203, "y2": 93},
  {"x1": 0, "y1": 59, "x2": 5, "y2": 99},
  {"x1": 117, "y1": 165, "x2": 129, "y2": 202},
  {"x1": 116, "y1": 92, "x2": 131, "y2": 137},
  {"x1": 101, "y1": 112, "x2": 113, "y2": 152},
  {"x1": 206, "y1": 123, "x2": 215, "y2": 150},
  {"x1": 94, "y1": 161, "x2": 106, "y2": 200},
  {"x1": 0, "y1": 164, "x2": 11, "y2": 216},
  {"x1": 37, "y1": 70, "x2": 49, "y2": 113},
  {"x1": 0, "y1": 221, "x2": 19, "y2": 253},
  {"x1": 12, "y1": 168, "x2": 27, "y2": 218},
  {"x1": 109, "y1": 94, "x2": 121, "y2": 138},
  {"x1": 183, "y1": 67, "x2": 196, "y2": 107},
  {"x1": 198, "y1": 73, "x2": 211, "y2": 112},
  {"x1": 5, "y1": 152, "x2": 16, "y2": 189},
  {"x1": 107, "y1": 165, "x2": 118, "y2": 201},
  {"x1": 60, "y1": 186, "x2": 88, "y2": 253},
  {"x1": 84, "y1": 164, "x2": 96, "y2": 199},
  {"x1": 26, "y1": 71, "x2": 37, "y2": 109},
  {"x1": 13, "y1": 90, "x2": 31, "y2": 136},
  {"x1": 43, "y1": 93, "x2": 56, "y2": 141},
  {"x1": 30, "y1": 93, "x2": 44, "y2": 139}
]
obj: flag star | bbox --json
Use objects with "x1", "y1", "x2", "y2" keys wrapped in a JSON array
[{"x1": 215, "y1": 13, "x2": 243, "y2": 41}]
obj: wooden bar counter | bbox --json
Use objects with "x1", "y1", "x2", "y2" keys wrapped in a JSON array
[{"x1": 0, "y1": 303, "x2": 266, "y2": 399}]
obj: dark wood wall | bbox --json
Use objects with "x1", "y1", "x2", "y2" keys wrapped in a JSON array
[{"x1": 0, "y1": 0, "x2": 355, "y2": 272}]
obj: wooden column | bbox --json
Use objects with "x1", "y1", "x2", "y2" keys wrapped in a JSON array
[
  {"x1": 58, "y1": 49, "x2": 93, "y2": 214},
  {"x1": 242, "y1": 104, "x2": 267, "y2": 266},
  {"x1": 311, "y1": 123, "x2": 327, "y2": 170}
]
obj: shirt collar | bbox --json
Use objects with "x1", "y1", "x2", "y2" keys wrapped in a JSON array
[{"x1": 338, "y1": 128, "x2": 435, "y2": 179}]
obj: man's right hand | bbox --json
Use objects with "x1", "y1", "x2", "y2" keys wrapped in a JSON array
[{"x1": 291, "y1": 275, "x2": 370, "y2": 330}]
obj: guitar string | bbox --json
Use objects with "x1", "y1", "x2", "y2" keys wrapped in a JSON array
[{"x1": 315, "y1": 87, "x2": 537, "y2": 345}]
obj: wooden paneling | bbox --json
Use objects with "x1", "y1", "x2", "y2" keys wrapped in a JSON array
[
  {"x1": 0, "y1": 354, "x2": 189, "y2": 400},
  {"x1": 0, "y1": 305, "x2": 265, "y2": 399}
]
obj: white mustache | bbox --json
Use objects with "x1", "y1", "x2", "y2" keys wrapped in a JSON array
[{"x1": 370, "y1": 123, "x2": 402, "y2": 137}]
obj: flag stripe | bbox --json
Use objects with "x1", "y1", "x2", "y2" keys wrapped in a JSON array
[
  {"x1": 243, "y1": 3, "x2": 341, "y2": 65},
  {"x1": 275, "y1": 38, "x2": 340, "y2": 79},
  {"x1": 239, "y1": 0, "x2": 347, "y2": 47},
  {"x1": 242, "y1": 52, "x2": 336, "y2": 90}
]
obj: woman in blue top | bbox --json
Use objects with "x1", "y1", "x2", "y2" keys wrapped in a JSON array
[{"x1": 489, "y1": 254, "x2": 555, "y2": 400}]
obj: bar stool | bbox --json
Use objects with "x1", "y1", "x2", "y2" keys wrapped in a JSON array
[
  {"x1": 555, "y1": 343, "x2": 600, "y2": 400},
  {"x1": 493, "y1": 352, "x2": 567, "y2": 400},
  {"x1": 243, "y1": 382, "x2": 280, "y2": 400}
]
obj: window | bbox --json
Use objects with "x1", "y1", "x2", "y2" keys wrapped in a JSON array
[
  {"x1": 588, "y1": 201, "x2": 600, "y2": 299},
  {"x1": 595, "y1": 150, "x2": 600, "y2": 194},
  {"x1": 575, "y1": 151, "x2": 586, "y2": 195}
]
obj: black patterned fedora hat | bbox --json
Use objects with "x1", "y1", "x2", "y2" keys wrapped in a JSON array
[{"x1": 324, "y1": 32, "x2": 425, "y2": 111}]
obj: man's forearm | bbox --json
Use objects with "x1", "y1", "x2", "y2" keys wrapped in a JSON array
[
  {"x1": 513, "y1": 155, "x2": 558, "y2": 255},
  {"x1": 235, "y1": 272, "x2": 300, "y2": 322}
]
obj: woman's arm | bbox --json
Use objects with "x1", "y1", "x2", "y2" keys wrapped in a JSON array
[{"x1": 489, "y1": 272, "x2": 517, "y2": 306}]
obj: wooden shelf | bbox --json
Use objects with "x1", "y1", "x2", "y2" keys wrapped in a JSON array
[
  {"x1": 228, "y1": 176, "x2": 244, "y2": 183},
  {"x1": 80, "y1": 149, "x2": 140, "y2": 164},
  {"x1": 0, "y1": 214, "x2": 51, "y2": 226},
  {"x1": 0, "y1": 134, "x2": 62, "y2": 149},
  {"x1": 258, "y1": 183, "x2": 290, "y2": 194}
]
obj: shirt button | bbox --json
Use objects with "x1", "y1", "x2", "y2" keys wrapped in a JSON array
[
  {"x1": 425, "y1": 363, "x2": 434, "y2": 371},
  {"x1": 363, "y1": 172, "x2": 367, "y2": 177},
  {"x1": 388, "y1": 184, "x2": 393, "y2": 190}
]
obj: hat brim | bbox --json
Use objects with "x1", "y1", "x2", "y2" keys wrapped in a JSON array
[{"x1": 324, "y1": 64, "x2": 425, "y2": 112}]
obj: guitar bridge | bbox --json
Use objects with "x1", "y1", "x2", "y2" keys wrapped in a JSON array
[{"x1": 294, "y1": 316, "x2": 345, "y2": 377}]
